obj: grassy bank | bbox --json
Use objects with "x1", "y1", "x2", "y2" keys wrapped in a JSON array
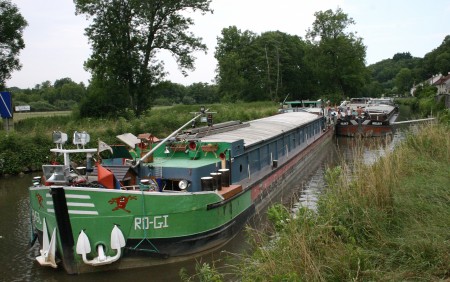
[
  {"x1": 229, "y1": 123, "x2": 449, "y2": 281},
  {"x1": 0, "y1": 102, "x2": 278, "y2": 175}
]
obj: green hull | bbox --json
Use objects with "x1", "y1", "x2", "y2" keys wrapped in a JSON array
[{"x1": 30, "y1": 185, "x2": 252, "y2": 272}]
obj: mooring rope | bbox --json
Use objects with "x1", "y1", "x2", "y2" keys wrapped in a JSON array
[{"x1": 130, "y1": 187, "x2": 160, "y2": 253}]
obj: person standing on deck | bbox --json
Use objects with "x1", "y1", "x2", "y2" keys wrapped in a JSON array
[
  {"x1": 357, "y1": 106, "x2": 363, "y2": 117},
  {"x1": 346, "y1": 106, "x2": 352, "y2": 120}
]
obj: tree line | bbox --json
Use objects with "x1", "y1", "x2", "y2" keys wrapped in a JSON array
[{"x1": 1, "y1": 0, "x2": 449, "y2": 118}]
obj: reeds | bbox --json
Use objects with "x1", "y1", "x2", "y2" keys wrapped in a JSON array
[{"x1": 234, "y1": 122, "x2": 450, "y2": 281}]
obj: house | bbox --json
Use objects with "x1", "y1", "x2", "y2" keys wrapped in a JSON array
[
  {"x1": 410, "y1": 73, "x2": 449, "y2": 97},
  {"x1": 433, "y1": 73, "x2": 450, "y2": 108},
  {"x1": 433, "y1": 73, "x2": 450, "y2": 94}
]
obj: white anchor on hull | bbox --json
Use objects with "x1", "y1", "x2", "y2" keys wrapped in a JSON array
[
  {"x1": 76, "y1": 225, "x2": 125, "y2": 266},
  {"x1": 35, "y1": 218, "x2": 57, "y2": 268}
]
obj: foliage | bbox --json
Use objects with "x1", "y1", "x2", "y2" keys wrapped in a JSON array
[
  {"x1": 215, "y1": 23, "x2": 363, "y2": 103},
  {"x1": 75, "y1": 0, "x2": 212, "y2": 116},
  {"x1": 186, "y1": 82, "x2": 219, "y2": 104},
  {"x1": 422, "y1": 35, "x2": 450, "y2": 76},
  {"x1": 394, "y1": 67, "x2": 413, "y2": 94},
  {"x1": 438, "y1": 108, "x2": 450, "y2": 125},
  {"x1": 214, "y1": 26, "x2": 257, "y2": 102},
  {"x1": 253, "y1": 31, "x2": 308, "y2": 102},
  {"x1": 0, "y1": 0, "x2": 27, "y2": 90},
  {"x1": 415, "y1": 84, "x2": 437, "y2": 99},
  {"x1": 8, "y1": 78, "x2": 86, "y2": 111},
  {"x1": 0, "y1": 131, "x2": 52, "y2": 174},
  {"x1": 78, "y1": 78, "x2": 125, "y2": 118},
  {"x1": 235, "y1": 123, "x2": 450, "y2": 281},
  {"x1": 306, "y1": 7, "x2": 368, "y2": 100},
  {"x1": 215, "y1": 27, "x2": 315, "y2": 103},
  {"x1": 151, "y1": 81, "x2": 187, "y2": 105},
  {"x1": 180, "y1": 262, "x2": 224, "y2": 282},
  {"x1": 28, "y1": 100, "x2": 57, "y2": 112},
  {"x1": 394, "y1": 97, "x2": 416, "y2": 105},
  {"x1": 392, "y1": 52, "x2": 413, "y2": 61},
  {"x1": 410, "y1": 84, "x2": 447, "y2": 117},
  {"x1": 367, "y1": 54, "x2": 423, "y2": 96},
  {"x1": 266, "y1": 204, "x2": 290, "y2": 232}
]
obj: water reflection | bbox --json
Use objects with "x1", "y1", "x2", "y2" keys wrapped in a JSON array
[
  {"x1": 293, "y1": 127, "x2": 408, "y2": 217},
  {"x1": 292, "y1": 165, "x2": 325, "y2": 212}
]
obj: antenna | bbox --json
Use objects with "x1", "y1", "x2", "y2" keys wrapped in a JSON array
[{"x1": 282, "y1": 93, "x2": 290, "y2": 104}]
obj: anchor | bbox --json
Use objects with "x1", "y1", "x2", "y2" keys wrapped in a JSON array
[
  {"x1": 35, "y1": 218, "x2": 57, "y2": 268},
  {"x1": 76, "y1": 225, "x2": 125, "y2": 266}
]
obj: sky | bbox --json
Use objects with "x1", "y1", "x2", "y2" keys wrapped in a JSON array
[{"x1": 6, "y1": 0, "x2": 450, "y2": 89}]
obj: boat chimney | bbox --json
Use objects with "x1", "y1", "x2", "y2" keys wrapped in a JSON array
[
  {"x1": 210, "y1": 172, "x2": 222, "y2": 191},
  {"x1": 218, "y1": 168, "x2": 230, "y2": 188},
  {"x1": 200, "y1": 176, "x2": 213, "y2": 191}
]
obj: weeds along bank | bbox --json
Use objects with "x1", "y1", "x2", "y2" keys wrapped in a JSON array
[
  {"x1": 0, "y1": 102, "x2": 278, "y2": 175},
  {"x1": 233, "y1": 123, "x2": 449, "y2": 281}
]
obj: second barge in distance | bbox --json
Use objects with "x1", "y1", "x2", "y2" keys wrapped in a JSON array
[
  {"x1": 29, "y1": 110, "x2": 334, "y2": 274},
  {"x1": 335, "y1": 98, "x2": 399, "y2": 137}
]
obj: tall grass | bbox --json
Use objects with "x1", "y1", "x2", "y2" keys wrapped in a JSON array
[{"x1": 234, "y1": 122, "x2": 449, "y2": 281}]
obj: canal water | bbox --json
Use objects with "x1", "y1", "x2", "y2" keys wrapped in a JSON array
[{"x1": 0, "y1": 111, "x2": 413, "y2": 281}]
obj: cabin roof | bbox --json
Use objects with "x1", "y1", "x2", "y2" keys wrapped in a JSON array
[
  {"x1": 285, "y1": 100, "x2": 321, "y2": 105},
  {"x1": 201, "y1": 112, "x2": 319, "y2": 147}
]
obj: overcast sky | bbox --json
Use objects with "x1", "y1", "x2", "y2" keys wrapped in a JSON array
[{"x1": 6, "y1": 0, "x2": 450, "y2": 89}]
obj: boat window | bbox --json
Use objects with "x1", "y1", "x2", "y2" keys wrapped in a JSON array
[{"x1": 161, "y1": 179, "x2": 186, "y2": 192}]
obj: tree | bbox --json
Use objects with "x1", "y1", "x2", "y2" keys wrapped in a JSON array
[
  {"x1": 395, "y1": 68, "x2": 413, "y2": 95},
  {"x1": 215, "y1": 27, "x2": 309, "y2": 102},
  {"x1": 435, "y1": 52, "x2": 450, "y2": 75},
  {"x1": 215, "y1": 26, "x2": 256, "y2": 102},
  {"x1": 186, "y1": 82, "x2": 218, "y2": 104},
  {"x1": 248, "y1": 31, "x2": 308, "y2": 102},
  {"x1": 392, "y1": 52, "x2": 412, "y2": 61},
  {"x1": 151, "y1": 81, "x2": 186, "y2": 105},
  {"x1": 421, "y1": 35, "x2": 450, "y2": 79},
  {"x1": 75, "y1": 0, "x2": 212, "y2": 117},
  {"x1": 0, "y1": 0, "x2": 27, "y2": 90},
  {"x1": 306, "y1": 7, "x2": 367, "y2": 99}
]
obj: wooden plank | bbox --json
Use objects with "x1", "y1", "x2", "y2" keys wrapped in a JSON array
[{"x1": 218, "y1": 184, "x2": 242, "y2": 200}]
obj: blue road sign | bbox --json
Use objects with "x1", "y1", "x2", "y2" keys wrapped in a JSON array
[{"x1": 0, "y1": 92, "x2": 13, "y2": 118}]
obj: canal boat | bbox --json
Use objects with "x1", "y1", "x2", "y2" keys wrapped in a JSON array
[
  {"x1": 335, "y1": 98, "x2": 399, "y2": 137},
  {"x1": 29, "y1": 109, "x2": 333, "y2": 274},
  {"x1": 338, "y1": 97, "x2": 371, "y2": 111},
  {"x1": 278, "y1": 99, "x2": 324, "y2": 115}
]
